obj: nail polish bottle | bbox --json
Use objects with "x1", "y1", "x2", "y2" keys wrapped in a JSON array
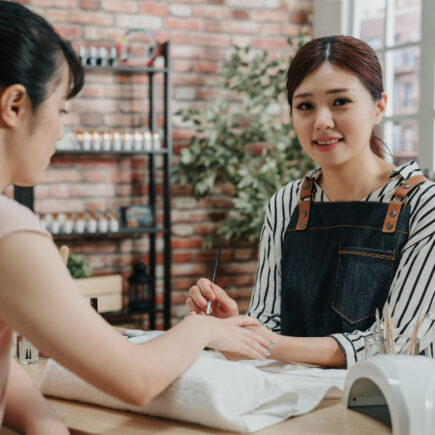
[
  {"x1": 50, "y1": 213, "x2": 60, "y2": 234},
  {"x1": 109, "y1": 46, "x2": 118, "y2": 67},
  {"x1": 109, "y1": 210, "x2": 119, "y2": 232},
  {"x1": 123, "y1": 130, "x2": 133, "y2": 152},
  {"x1": 75, "y1": 212, "x2": 86, "y2": 234},
  {"x1": 144, "y1": 129, "x2": 153, "y2": 151},
  {"x1": 87, "y1": 212, "x2": 97, "y2": 233},
  {"x1": 79, "y1": 45, "x2": 87, "y2": 66},
  {"x1": 82, "y1": 130, "x2": 92, "y2": 151},
  {"x1": 112, "y1": 130, "x2": 122, "y2": 152},
  {"x1": 89, "y1": 46, "x2": 97, "y2": 67},
  {"x1": 97, "y1": 211, "x2": 109, "y2": 233},
  {"x1": 98, "y1": 46, "x2": 108, "y2": 67},
  {"x1": 76, "y1": 130, "x2": 84, "y2": 150},
  {"x1": 92, "y1": 130, "x2": 102, "y2": 151},
  {"x1": 152, "y1": 131, "x2": 161, "y2": 150},
  {"x1": 18, "y1": 337, "x2": 39, "y2": 365},
  {"x1": 133, "y1": 130, "x2": 144, "y2": 151},
  {"x1": 102, "y1": 130, "x2": 112, "y2": 151},
  {"x1": 63, "y1": 212, "x2": 74, "y2": 234}
]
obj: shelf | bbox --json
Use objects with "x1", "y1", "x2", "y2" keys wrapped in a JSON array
[
  {"x1": 52, "y1": 227, "x2": 168, "y2": 239},
  {"x1": 84, "y1": 65, "x2": 168, "y2": 74},
  {"x1": 55, "y1": 149, "x2": 168, "y2": 156},
  {"x1": 15, "y1": 41, "x2": 173, "y2": 330},
  {"x1": 102, "y1": 306, "x2": 164, "y2": 323}
]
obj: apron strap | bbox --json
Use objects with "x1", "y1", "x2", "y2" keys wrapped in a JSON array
[
  {"x1": 296, "y1": 178, "x2": 314, "y2": 231},
  {"x1": 382, "y1": 174, "x2": 429, "y2": 233}
]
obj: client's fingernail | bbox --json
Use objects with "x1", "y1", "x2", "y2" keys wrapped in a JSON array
[
  {"x1": 262, "y1": 355, "x2": 267, "y2": 359},
  {"x1": 269, "y1": 341, "x2": 275, "y2": 347},
  {"x1": 266, "y1": 349, "x2": 271, "y2": 355}
]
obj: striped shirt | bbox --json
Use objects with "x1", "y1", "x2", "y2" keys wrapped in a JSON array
[{"x1": 247, "y1": 161, "x2": 435, "y2": 367}]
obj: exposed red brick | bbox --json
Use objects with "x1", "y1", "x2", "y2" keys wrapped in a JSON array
[
  {"x1": 171, "y1": 238, "x2": 203, "y2": 249},
  {"x1": 193, "y1": 34, "x2": 231, "y2": 48},
  {"x1": 54, "y1": 24, "x2": 81, "y2": 39},
  {"x1": 139, "y1": 4, "x2": 169, "y2": 16},
  {"x1": 252, "y1": 37, "x2": 290, "y2": 50},
  {"x1": 233, "y1": 10, "x2": 249, "y2": 20},
  {"x1": 252, "y1": 10, "x2": 288, "y2": 22},
  {"x1": 173, "y1": 252, "x2": 193, "y2": 263},
  {"x1": 101, "y1": 0, "x2": 137, "y2": 13},
  {"x1": 192, "y1": 5, "x2": 231, "y2": 19},
  {"x1": 164, "y1": 18, "x2": 202, "y2": 31},
  {"x1": 290, "y1": 10, "x2": 308, "y2": 24},
  {"x1": 80, "y1": 0, "x2": 100, "y2": 9},
  {"x1": 193, "y1": 61, "x2": 220, "y2": 74}
]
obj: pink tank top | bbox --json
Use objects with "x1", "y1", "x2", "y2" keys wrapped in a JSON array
[{"x1": 0, "y1": 195, "x2": 50, "y2": 426}]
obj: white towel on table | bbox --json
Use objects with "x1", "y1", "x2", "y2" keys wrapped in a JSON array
[{"x1": 39, "y1": 333, "x2": 346, "y2": 433}]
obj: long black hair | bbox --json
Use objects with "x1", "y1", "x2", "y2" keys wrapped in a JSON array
[{"x1": 0, "y1": 0, "x2": 84, "y2": 110}]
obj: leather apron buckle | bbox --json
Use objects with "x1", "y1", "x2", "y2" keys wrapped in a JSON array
[
  {"x1": 296, "y1": 178, "x2": 314, "y2": 231},
  {"x1": 382, "y1": 175, "x2": 428, "y2": 233}
]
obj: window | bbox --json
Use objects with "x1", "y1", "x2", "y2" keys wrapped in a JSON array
[
  {"x1": 393, "y1": 123, "x2": 402, "y2": 152},
  {"x1": 394, "y1": 81, "x2": 401, "y2": 110},
  {"x1": 404, "y1": 127, "x2": 414, "y2": 151},
  {"x1": 314, "y1": 0, "x2": 435, "y2": 172},
  {"x1": 404, "y1": 48, "x2": 414, "y2": 67},
  {"x1": 404, "y1": 83, "x2": 413, "y2": 108}
]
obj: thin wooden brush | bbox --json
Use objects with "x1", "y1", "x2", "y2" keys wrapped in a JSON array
[
  {"x1": 405, "y1": 305, "x2": 425, "y2": 355},
  {"x1": 385, "y1": 303, "x2": 395, "y2": 354}
]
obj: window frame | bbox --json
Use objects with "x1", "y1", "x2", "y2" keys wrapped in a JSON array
[{"x1": 314, "y1": 0, "x2": 435, "y2": 173}]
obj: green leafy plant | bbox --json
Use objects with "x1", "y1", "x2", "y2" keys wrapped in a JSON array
[
  {"x1": 174, "y1": 35, "x2": 315, "y2": 247},
  {"x1": 67, "y1": 254, "x2": 93, "y2": 279}
]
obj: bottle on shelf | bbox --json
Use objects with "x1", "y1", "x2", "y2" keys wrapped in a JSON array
[
  {"x1": 98, "y1": 46, "x2": 108, "y2": 67},
  {"x1": 109, "y1": 46, "x2": 117, "y2": 67},
  {"x1": 37, "y1": 213, "x2": 47, "y2": 231},
  {"x1": 87, "y1": 212, "x2": 97, "y2": 233},
  {"x1": 133, "y1": 130, "x2": 144, "y2": 151},
  {"x1": 92, "y1": 130, "x2": 102, "y2": 151},
  {"x1": 82, "y1": 130, "x2": 92, "y2": 151},
  {"x1": 144, "y1": 129, "x2": 152, "y2": 151},
  {"x1": 88, "y1": 46, "x2": 98, "y2": 67},
  {"x1": 112, "y1": 130, "x2": 122, "y2": 152},
  {"x1": 102, "y1": 130, "x2": 112, "y2": 151},
  {"x1": 50, "y1": 213, "x2": 60, "y2": 234},
  {"x1": 79, "y1": 45, "x2": 87, "y2": 66},
  {"x1": 152, "y1": 131, "x2": 161, "y2": 150},
  {"x1": 109, "y1": 210, "x2": 119, "y2": 232},
  {"x1": 62, "y1": 212, "x2": 74, "y2": 234},
  {"x1": 122, "y1": 130, "x2": 133, "y2": 152},
  {"x1": 97, "y1": 211, "x2": 109, "y2": 233},
  {"x1": 75, "y1": 212, "x2": 86, "y2": 233}
]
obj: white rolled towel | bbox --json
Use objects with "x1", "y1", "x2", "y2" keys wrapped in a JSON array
[{"x1": 39, "y1": 335, "x2": 346, "y2": 433}]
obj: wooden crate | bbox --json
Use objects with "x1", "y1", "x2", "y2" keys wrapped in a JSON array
[{"x1": 74, "y1": 275, "x2": 123, "y2": 313}]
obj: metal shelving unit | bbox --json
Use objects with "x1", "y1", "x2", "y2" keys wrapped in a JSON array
[{"x1": 14, "y1": 41, "x2": 172, "y2": 330}]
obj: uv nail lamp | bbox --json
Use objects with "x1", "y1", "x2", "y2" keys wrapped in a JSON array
[{"x1": 343, "y1": 355, "x2": 435, "y2": 435}]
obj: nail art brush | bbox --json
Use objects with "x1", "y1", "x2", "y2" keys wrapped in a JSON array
[{"x1": 206, "y1": 240, "x2": 222, "y2": 316}]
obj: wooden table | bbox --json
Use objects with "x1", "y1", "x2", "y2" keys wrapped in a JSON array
[{"x1": 1, "y1": 360, "x2": 391, "y2": 435}]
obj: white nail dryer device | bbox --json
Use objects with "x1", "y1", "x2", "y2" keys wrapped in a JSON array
[{"x1": 343, "y1": 355, "x2": 435, "y2": 434}]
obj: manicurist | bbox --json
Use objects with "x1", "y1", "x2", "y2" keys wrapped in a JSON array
[{"x1": 187, "y1": 35, "x2": 435, "y2": 368}]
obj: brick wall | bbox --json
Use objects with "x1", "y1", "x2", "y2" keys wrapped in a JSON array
[{"x1": 15, "y1": 0, "x2": 312, "y2": 328}]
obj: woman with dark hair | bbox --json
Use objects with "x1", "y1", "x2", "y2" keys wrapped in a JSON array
[
  {"x1": 0, "y1": 2, "x2": 272, "y2": 432},
  {"x1": 187, "y1": 35, "x2": 435, "y2": 369}
]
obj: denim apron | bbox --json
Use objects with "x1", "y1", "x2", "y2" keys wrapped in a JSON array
[{"x1": 280, "y1": 175, "x2": 427, "y2": 337}]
